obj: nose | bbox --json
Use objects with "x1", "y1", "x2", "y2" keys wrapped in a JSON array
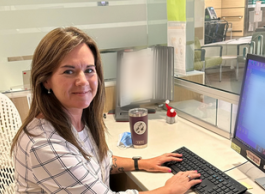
[{"x1": 76, "y1": 71, "x2": 89, "y2": 86}]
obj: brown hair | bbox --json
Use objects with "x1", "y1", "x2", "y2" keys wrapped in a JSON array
[{"x1": 11, "y1": 27, "x2": 108, "y2": 162}]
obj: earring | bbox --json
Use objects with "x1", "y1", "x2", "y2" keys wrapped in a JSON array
[{"x1": 48, "y1": 89, "x2": 51, "y2": 94}]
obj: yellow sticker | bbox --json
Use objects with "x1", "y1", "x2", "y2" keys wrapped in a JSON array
[
  {"x1": 240, "y1": 182, "x2": 253, "y2": 190},
  {"x1": 231, "y1": 142, "x2": 241, "y2": 154}
]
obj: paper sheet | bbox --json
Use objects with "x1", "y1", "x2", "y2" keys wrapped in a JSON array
[{"x1": 167, "y1": 22, "x2": 187, "y2": 74}]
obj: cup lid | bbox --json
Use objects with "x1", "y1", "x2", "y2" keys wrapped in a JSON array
[{"x1": 128, "y1": 108, "x2": 148, "y2": 117}]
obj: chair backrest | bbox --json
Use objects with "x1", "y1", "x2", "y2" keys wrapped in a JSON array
[
  {"x1": 215, "y1": 21, "x2": 228, "y2": 42},
  {"x1": 204, "y1": 21, "x2": 217, "y2": 44},
  {"x1": 250, "y1": 29, "x2": 265, "y2": 55},
  {"x1": 0, "y1": 93, "x2": 22, "y2": 194}
]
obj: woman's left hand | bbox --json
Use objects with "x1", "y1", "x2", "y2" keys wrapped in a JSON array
[{"x1": 139, "y1": 153, "x2": 183, "y2": 173}]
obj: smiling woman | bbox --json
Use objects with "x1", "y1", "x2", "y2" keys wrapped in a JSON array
[{"x1": 10, "y1": 27, "x2": 201, "y2": 194}]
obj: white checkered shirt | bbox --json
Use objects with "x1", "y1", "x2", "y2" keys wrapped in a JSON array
[{"x1": 13, "y1": 118, "x2": 138, "y2": 194}]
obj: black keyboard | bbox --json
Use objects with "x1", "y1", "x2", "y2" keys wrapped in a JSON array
[{"x1": 164, "y1": 147, "x2": 247, "y2": 194}]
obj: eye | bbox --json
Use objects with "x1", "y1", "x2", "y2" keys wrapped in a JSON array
[
  {"x1": 63, "y1": 70, "x2": 74, "y2": 74},
  {"x1": 85, "y1": 68, "x2": 95, "y2": 73}
]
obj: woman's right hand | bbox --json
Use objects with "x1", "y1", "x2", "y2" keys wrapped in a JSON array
[{"x1": 163, "y1": 170, "x2": 201, "y2": 194}]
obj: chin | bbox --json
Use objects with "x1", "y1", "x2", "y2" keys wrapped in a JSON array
[{"x1": 81, "y1": 102, "x2": 92, "y2": 109}]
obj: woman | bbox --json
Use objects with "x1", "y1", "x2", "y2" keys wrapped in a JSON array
[{"x1": 11, "y1": 27, "x2": 201, "y2": 194}]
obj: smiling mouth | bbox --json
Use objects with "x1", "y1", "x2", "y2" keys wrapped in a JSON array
[{"x1": 72, "y1": 91, "x2": 89, "y2": 94}]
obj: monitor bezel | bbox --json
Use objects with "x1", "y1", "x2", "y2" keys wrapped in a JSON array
[{"x1": 232, "y1": 54, "x2": 265, "y2": 173}]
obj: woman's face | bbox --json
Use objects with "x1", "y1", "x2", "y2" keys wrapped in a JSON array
[{"x1": 44, "y1": 43, "x2": 98, "y2": 113}]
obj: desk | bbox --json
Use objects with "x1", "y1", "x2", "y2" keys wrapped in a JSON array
[
  {"x1": 106, "y1": 112, "x2": 265, "y2": 193},
  {"x1": 207, "y1": 37, "x2": 251, "y2": 56}
]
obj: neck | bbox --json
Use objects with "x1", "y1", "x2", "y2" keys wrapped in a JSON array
[
  {"x1": 72, "y1": 120, "x2": 84, "y2": 132},
  {"x1": 67, "y1": 109, "x2": 84, "y2": 132}
]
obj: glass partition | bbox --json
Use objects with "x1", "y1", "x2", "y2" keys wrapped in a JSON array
[
  {"x1": 1, "y1": 0, "x2": 257, "y2": 95},
  {"x1": 0, "y1": 0, "x2": 169, "y2": 92},
  {"x1": 0, "y1": 0, "x2": 261, "y2": 138},
  {"x1": 146, "y1": 0, "x2": 167, "y2": 46},
  {"x1": 0, "y1": 0, "x2": 150, "y2": 91}
]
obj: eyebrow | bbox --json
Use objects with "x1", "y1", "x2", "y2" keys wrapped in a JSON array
[{"x1": 60, "y1": 65, "x2": 95, "y2": 69}]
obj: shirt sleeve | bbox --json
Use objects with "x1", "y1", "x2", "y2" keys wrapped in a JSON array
[{"x1": 29, "y1": 136, "x2": 139, "y2": 194}]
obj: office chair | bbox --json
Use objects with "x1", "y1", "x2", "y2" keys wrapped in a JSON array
[
  {"x1": 194, "y1": 37, "x2": 223, "y2": 82},
  {"x1": 205, "y1": 20, "x2": 228, "y2": 44},
  {"x1": 236, "y1": 28, "x2": 265, "y2": 80},
  {"x1": 0, "y1": 93, "x2": 22, "y2": 194},
  {"x1": 204, "y1": 21, "x2": 217, "y2": 44},
  {"x1": 215, "y1": 21, "x2": 229, "y2": 42}
]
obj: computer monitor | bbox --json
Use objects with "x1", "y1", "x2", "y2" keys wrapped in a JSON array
[
  {"x1": 114, "y1": 46, "x2": 174, "y2": 122},
  {"x1": 232, "y1": 54, "x2": 265, "y2": 189}
]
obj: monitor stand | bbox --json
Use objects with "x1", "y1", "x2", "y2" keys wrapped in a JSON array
[
  {"x1": 255, "y1": 177, "x2": 265, "y2": 190},
  {"x1": 111, "y1": 105, "x2": 156, "y2": 122}
]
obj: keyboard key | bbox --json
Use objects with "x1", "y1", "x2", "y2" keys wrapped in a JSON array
[
  {"x1": 213, "y1": 186, "x2": 218, "y2": 190},
  {"x1": 201, "y1": 184, "x2": 207, "y2": 188},
  {"x1": 170, "y1": 165, "x2": 179, "y2": 173}
]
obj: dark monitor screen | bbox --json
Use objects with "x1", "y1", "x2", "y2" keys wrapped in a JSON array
[{"x1": 235, "y1": 56, "x2": 265, "y2": 155}]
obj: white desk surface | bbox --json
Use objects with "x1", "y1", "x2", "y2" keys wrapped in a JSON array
[{"x1": 105, "y1": 112, "x2": 265, "y2": 194}]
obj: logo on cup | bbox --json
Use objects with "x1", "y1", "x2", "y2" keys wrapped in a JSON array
[{"x1": 134, "y1": 121, "x2": 146, "y2": 135}]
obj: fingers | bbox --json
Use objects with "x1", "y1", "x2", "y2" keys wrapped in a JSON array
[
  {"x1": 183, "y1": 171, "x2": 201, "y2": 184},
  {"x1": 163, "y1": 157, "x2": 183, "y2": 163},
  {"x1": 157, "y1": 166, "x2": 173, "y2": 173},
  {"x1": 187, "y1": 172, "x2": 201, "y2": 181},
  {"x1": 165, "y1": 153, "x2": 183, "y2": 158},
  {"x1": 161, "y1": 153, "x2": 183, "y2": 163},
  {"x1": 190, "y1": 179, "x2": 202, "y2": 187}
]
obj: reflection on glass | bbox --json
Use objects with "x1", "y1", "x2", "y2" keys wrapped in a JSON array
[
  {"x1": 217, "y1": 100, "x2": 232, "y2": 132},
  {"x1": 171, "y1": 86, "x2": 217, "y2": 126}
]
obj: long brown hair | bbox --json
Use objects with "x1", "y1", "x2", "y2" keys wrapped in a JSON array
[{"x1": 11, "y1": 27, "x2": 108, "y2": 162}]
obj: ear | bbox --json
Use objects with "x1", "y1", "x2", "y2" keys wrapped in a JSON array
[{"x1": 43, "y1": 79, "x2": 51, "y2": 90}]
